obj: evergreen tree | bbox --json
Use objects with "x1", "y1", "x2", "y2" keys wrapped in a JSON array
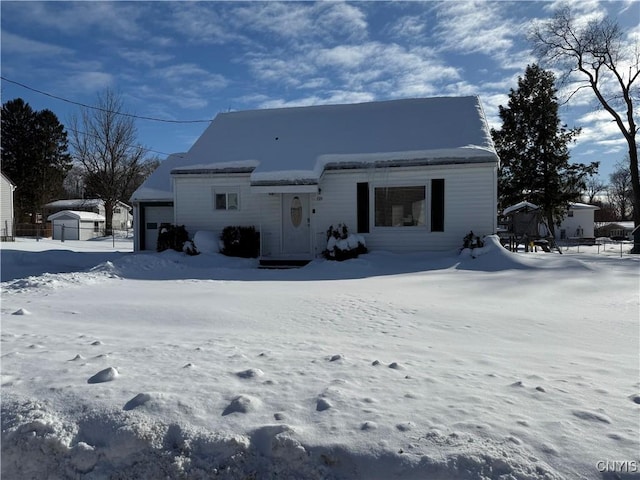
[
  {"x1": 1, "y1": 98, "x2": 71, "y2": 223},
  {"x1": 491, "y1": 64, "x2": 597, "y2": 235}
]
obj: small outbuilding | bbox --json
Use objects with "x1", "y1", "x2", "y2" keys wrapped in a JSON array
[
  {"x1": 47, "y1": 210, "x2": 105, "y2": 241},
  {"x1": 1, "y1": 172, "x2": 16, "y2": 241}
]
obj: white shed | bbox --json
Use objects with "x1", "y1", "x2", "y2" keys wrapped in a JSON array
[
  {"x1": 47, "y1": 210, "x2": 105, "y2": 241},
  {"x1": 1, "y1": 172, "x2": 16, "y2": 241}
]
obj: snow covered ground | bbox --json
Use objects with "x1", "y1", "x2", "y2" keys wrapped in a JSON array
[{"x1": 1, "y1": 236, "x2": 639, "y2": 479}]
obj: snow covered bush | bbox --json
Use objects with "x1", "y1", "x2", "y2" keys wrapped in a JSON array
[
  {"x1": 323, "y1": 223, "x2": 367, "y2": 261},
  {"x1": 193, "y1": 231, "x2": 221, "y2": 254},
  {"x1": 157, "y1": 224, "x2": 196, "y2": 254},
  {"x1": 220, "y1": 226, "x2": 260, "y2": 258}
]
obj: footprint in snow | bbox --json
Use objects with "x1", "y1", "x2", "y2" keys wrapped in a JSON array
[
  {"x1": 12, "y1": 308, "x2": 31, "y2": 315},
  {"x1": 87, "y1": 367, "x2": 119, "y2": 384},
  {"x1": 396, "y1": 422, "x2": 413, "y2": 432},
  {"x1": 222, "y1": 395, "x2": 260, "y2": 416},
  {"x1": 316, "y1": 398, "x2": 332, "y2": 412},
  {"x1": 91, "y1": 341, "x2": 103, "y2": 346},
  {"x1": 236, "y1": 368, "x2": 264, "y2": 379},
  {"x1": 69, "y1": 354, "x2": 84, "y2": 361},
  {"x1": 360, "y1": 421, "x2": 377, "y2": 431},
  {"x1": 388, "y1": 362, "x2": 403, "y2": 370},
  {"x1": 629, "y1": 394, "x2": 640, "y2": 405},
  {"x1": 329, "y1": 354, "x2": 344, "y2": 362},
  {"x1": 571, "y1": 409, "x2": 611, "y2": 424},
  {"x1": 123, "y1": 393, "x2": 152, "y2": 411}
]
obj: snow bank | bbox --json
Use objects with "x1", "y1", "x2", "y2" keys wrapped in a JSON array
[{"x1": 1, "y1": 238, "x2": 638, "y2": 479}]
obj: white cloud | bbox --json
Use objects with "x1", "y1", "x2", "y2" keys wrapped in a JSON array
[
  {"x1": 118, "y1": 49, "x2": 174, "y2": 69},
  {"x1": 433, "y1": 2, "x2": 519, "y2": 58},
  {"x1": 231, "y1": 2, "x2": 368, "y2": 43},
  {"x1": 4, "y1": 2, "x2": 146, "y2": 40},
  {"x1": 0, "y1": 31, "x2": 74, "y2": 56},
  {"x1": 63, "y1": 71, "x2": 114, "y2": 94}
]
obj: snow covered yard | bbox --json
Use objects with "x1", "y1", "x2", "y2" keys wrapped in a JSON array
[{"x1": 1, "y1": 236, "x2": 638, "y2": 479}]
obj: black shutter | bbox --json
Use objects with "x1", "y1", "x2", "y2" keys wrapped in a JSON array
[
  {"x1": 357, "y1": 182, "x2": 369, "y2": 233},
  {"x1": 431, "y1": 179, "x2": 445, "y2": 232}
]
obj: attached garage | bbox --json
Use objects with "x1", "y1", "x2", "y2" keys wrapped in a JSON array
[
  {"x1": 48, "y1": 210, "x2": 105, "y2": 241},
  {"x1": 141, "y1": 204, "x2": 174, "y2": 251}
]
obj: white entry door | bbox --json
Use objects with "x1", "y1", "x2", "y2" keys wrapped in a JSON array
[{"x1": 282, "y1": 193, "x2": 310, "y2": 255}]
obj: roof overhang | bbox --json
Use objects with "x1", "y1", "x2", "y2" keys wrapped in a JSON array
[{"x1": 251, "y1": 184, "x2": 319, "y2": 194}]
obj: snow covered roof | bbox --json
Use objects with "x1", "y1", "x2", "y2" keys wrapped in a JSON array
[
  {"x1": 175, "y1": 96, "x2": 498, "y2": 186},
  {"x1": 130, "y1": 153, "x2": 188, "y2": 202},
  {"x1": 47, "y1": 210, "x2": 105, "y2": 222},
  {"x1": 44, "y1": 199, "x2": 131, "y2": 209},
  {"x1": 502, "y1": 201, "x2": 540, "y2": 216},
  {"x1": 569, "y1": 202, "x2": 599, "y2": 210}
]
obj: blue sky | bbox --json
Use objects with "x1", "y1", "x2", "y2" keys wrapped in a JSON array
[{"x1": 1, "y1": 1, "x2": 638, "y2": 181}]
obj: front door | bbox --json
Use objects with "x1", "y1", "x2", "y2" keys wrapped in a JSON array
[{"x1": 282, "y1": 193, "x2": 310, "y2": 255}]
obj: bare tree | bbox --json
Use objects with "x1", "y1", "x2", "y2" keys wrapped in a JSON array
[
  {"x1": 584, "y1": 174, "x2": 607, "y2": 204},
  {"x1": 608, "y1": 158, "x2": 633, "y2": 220},
  {"x1": 69, "y1": 89, "x2": 146, "y2": 234},
  {"x1": 531, "y1": 7, "x2": 639, "y2": 247}
]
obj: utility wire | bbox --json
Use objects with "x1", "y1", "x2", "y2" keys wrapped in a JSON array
[
  {"x1": 65, "y1": 124, "x2": 185, "y2": 159},
  {"x1": 1, "y1": 76, "x2": 213, "y2": 124}
]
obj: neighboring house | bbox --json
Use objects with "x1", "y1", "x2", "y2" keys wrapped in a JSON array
[
  {"x1": 131, "y1": 96, "x2": 499, "y2": 257},
  {"x1": 501, "y1": 201, "x2": 599, "y2": 243},
  {"x1": 595, "y1": 221, "x2": 635, "y2": 240},
  {"x1": 44, "y1": 199, "x2": 132, "y2": 230},
  {"x1": 1, "y1": 172, "x2": 16, "y2": 241},
  {"x1": 48, "y1": 210, "x2": 105, "y2": 241},
  {"x1": 557, "y1": 203, "x2": 599, "y2": 241}
]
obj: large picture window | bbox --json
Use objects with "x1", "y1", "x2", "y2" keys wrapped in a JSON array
[
  {"x1": 213, "y1": 190, "x2": 239, "y2": 210},
  {"x1": 374, "y1": 186, "x2": 425, "y2": 227}
]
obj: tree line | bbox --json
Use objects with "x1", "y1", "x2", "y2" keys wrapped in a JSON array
[
  {"x1": 1, "y1": 5, "x2": 637, "y2": 244},
  {"x1": 1, "y1": 90, "x2": 159, "y2": 233}
]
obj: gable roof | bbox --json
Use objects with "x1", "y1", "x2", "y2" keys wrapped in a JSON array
[
  {"x1": 1, "y1": 171, "x2": 16, "y2": 188},
  {"x1": 47, "y1": 210, "x2": 105, "y2": 222},
  {"x1": 44, "y1": 199, "x2": 131, "y2": 210},
  {"x1": 130, "y1": 153, "x2": 188, "y2": 202},
  {"x1": 171, "y1": 96, "x2": 498, "y2": 186}
]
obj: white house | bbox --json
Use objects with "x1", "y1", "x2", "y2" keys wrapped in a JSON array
[
  {"x1": 44, "y1": 199, "x2": 132, "y2": 230},
  {"x1": 1, "y1": 172, "x2": 16, "y2": 241},
  {"x1": 556, "y1": 203, "x2": 599, "y2": 241},
  {"x1": 47, "y1": 210, "x2": 105, "y2": 241},
  {"x1": 131, "y1": 96, "x2": 499, "y2": 257}
]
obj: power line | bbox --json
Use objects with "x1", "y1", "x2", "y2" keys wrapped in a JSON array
[
  {"x1": 65, "y1": 124, "x2": 184, "y2": 159},
  {"x1": 1, "y1": 76, "x2": 213, "y2": 124}
]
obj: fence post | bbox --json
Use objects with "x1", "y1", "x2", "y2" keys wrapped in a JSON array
[{"x1": 61, "y1": 224, "x2": 65, "y2": 242}]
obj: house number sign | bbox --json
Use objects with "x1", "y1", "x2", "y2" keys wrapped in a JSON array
[{"x1": 291, "y1": 196, "x2": 302, "y2": 228}]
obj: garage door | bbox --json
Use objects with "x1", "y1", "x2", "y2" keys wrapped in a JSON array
[
  {"x1": 144, "y1": 206, "x2": 174, "y2": 251},
  {"x1": 53, "y1": 219, "x2": 79, "y2": 240}
]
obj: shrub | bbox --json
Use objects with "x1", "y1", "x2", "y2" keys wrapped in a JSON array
[
  {"x1": 220, "y1": 226, "x2": 260, "y2": 258},
  {"x1": 157, "y1": 224, "x2": 197, "y2": 254},
  {"x1": 462, "y1": 231, "x2": 484, "y2": 249},
  {"x1": 323, "y1": 223, "x2": 367, "y2": 261}
]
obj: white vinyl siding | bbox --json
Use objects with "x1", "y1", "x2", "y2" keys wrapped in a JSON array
[
  {"x1": 0, "y1": 174, "x2": 15, "y2": 239},
  {"x1": 313, "y1": 163, "x2": 496, "y2": 253},
  {"x1": 172, "y1": 162, "x2": 496, "y2": 256},
  {"x1": 174, "y1": 174, "x2": 281, "y2": 256}
]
